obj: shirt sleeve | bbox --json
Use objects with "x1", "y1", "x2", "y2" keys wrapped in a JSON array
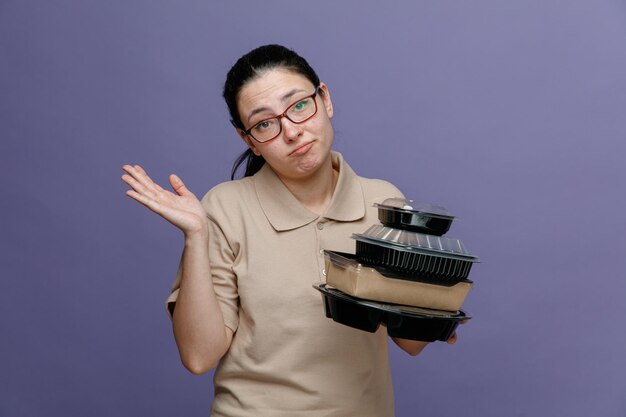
[{"x1": 165, "y1": 194, "x2": 240, "y2": 333}]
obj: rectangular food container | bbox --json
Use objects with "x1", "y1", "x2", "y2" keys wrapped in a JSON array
[
  {"x1": 352, "y1": 225, "x2": 479, "y2": 285},
  {"x1": 324, "y1": 251, "x2": 472, "y2": 311},
  {"x1": 313, "y1": 283, "x2": 469, "y2": 342}
]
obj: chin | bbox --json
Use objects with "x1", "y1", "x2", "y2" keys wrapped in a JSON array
[{"x1": 296, "y1": 151, "x2": 331, "y2": 176}]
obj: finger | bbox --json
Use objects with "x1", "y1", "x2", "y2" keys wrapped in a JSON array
[
  {"x1": 123, "y1": 165, "x2": 167, "y2": 197},
  {"x1": 122, "y1": 165, "x2": 146, "y2": 186},
  {"x1": 125, "y1": 189, "x2": 159, "y2": 211},
  {"x1": 123, "y1": 164, "x2": 159, "y2": 193},
  {"x1": 133, "y1": 164, "x2": 148, "y2": 175},
  {"x1": 121, "y1": 174, "x2": 153, "y2": 198},
  {"x1": 133, "y1": 165, "x2": 159, "y2": 188},
  {"x1": 446, "y1": 332, "x2": 458, "y2": 345},
  {"x1": 169, "y1": 174, "x2": 190, "y2": 196},
  {"x1": 133, "y1": 165, "x2": 159, "y2": 189},
  {"x1": 122, "y1": 164, "x2": 143, "y2": 177}
]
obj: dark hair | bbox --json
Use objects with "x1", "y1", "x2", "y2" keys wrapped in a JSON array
[{"x1": 224, "y1": 44, "x2": 321, "y2": 179}]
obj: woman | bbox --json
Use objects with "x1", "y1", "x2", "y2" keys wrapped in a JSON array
[{"x1": 122, "y1": 44, "x2": 455, "y2": 416}]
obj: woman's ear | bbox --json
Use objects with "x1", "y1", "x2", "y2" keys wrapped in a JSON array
[
  {"x1": 238, "y1": 129, "x2": 262, "y2": 156},
  {"x1": 318, "y1": 82, "x2": 333, "y2": 118}
]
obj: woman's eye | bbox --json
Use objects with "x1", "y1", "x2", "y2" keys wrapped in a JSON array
[
  {"x1": 253, "y1": 120, "x2": 274, "y2": 131},
  {"x1": 292, "y1": 98, "x2": 311, "y2": 112}
]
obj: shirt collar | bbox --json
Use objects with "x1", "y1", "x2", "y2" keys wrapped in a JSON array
[{"x1": 254, "y1": 151, "x2": 366, "y2": 231}]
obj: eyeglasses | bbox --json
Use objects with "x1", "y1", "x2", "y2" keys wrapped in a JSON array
[{"x1": 242, "y1": 87, "x2": 320, "y2": 143}]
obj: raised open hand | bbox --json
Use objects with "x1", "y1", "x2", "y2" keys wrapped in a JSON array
[{"x1": 121, "y1": 165, "x2": 208, "y2": 236}]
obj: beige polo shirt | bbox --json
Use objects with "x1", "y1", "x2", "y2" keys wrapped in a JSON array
[{"x1": 167, "y1": 152, "x2": 403, "y2": 417}]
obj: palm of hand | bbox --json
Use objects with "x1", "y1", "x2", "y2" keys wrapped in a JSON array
[{"x1": 122, "y1": 165, "x2": 207, "y2": 235}]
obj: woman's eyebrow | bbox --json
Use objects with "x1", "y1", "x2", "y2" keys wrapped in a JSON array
[
  {"x1": 280, "y1": 88, "x2": 306, "y2": 103},
  {"x1": 246, "y1": 88, "x2": 307, "y2": 123}
]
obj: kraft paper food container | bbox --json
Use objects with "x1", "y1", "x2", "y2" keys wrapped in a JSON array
[
  {"x1": 375, "y1": 198, "x2": 454, "y2": 236},
  {"x1": 324, "y1": 251, "x2": 472, "y2": 311},
  {"x1": 353, "y1": 225, "x2": 479, "y2": 285},
  {"x1": 313, "y1": 283, "x2": 470, "y2": 342}
]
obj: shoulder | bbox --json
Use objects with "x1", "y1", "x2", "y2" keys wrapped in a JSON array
[
  {"x1": 199, "y1": 176, "x2": 257, "y2": 218},
  {"x1": 336, "y1": 152, "x2": 404, "y2": 203},
  {"x1": 357, "y1": 175, "x2": 405, "y2": 204}
]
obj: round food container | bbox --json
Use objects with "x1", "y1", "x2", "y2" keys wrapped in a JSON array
[{"x1": 375, "y1": 198, "x2": 454, "y2": 236}]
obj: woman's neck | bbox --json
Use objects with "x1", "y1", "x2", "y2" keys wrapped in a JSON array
[{"x1": 279, "y1": 156, "x2": 339, "y2": 216}]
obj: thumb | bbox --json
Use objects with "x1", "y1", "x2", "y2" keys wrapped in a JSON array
[{"x1": 169, "y1": 174, "x2": 190, "y2": 196}]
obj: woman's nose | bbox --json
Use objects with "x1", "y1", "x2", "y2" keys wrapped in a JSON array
[{"x1": 280, "y1": 117, "x2": 302, "y2": 142}]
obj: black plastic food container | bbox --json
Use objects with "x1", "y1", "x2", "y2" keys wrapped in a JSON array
[
  {"x1": 385, "y1": 305, "x2": 468, "y2": 341},
  {"x1": 321, "y1": 285, "x2": 384, "y2": 333},
  {"x1": 353, "y1": 225, "x2": 479, "y2": 286},
  {"x1": 375, "y1": 198, "x2": 454, "y2": 236},
  {"x1": 313, "y1": 283, "x2": 470, "y2": 342}
]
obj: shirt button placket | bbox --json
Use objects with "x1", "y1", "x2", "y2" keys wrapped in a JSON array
[{"x1": 316, "y1": 220, "x2": 327, "y2": 279}]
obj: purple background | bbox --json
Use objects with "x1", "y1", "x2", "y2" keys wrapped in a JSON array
[{"x1": 2, "y1": 1, "x2": 625, "y2": 416}]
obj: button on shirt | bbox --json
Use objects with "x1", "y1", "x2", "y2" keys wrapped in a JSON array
[{"x1": 167, "y1": 152, "x2": 403, "y2": 417}]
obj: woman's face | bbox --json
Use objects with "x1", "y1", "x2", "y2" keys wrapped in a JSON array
[{"x1": 236, "y1": 68, "x2": 334, "y2": 182}]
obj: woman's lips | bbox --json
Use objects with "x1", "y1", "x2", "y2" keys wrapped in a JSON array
[{"x1": 289, "y1": 141, "x2": 314, "y2": 156}]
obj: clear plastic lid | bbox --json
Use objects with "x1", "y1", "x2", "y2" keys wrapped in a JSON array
[
  {"x1": 352, "y1": 224, "x2": 479, "y2": 262},
  {"x1": 374, "y1": 198, "x2": 454, "y2": 219}
]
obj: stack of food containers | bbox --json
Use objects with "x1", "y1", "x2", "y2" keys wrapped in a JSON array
[{"x1": 313, "y1": 198, "x2": 479, "y2": 342}]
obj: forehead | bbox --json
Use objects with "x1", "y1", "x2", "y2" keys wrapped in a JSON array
[{"x1": 237, "y1": 69, "x2": 315, "y2": 121}]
